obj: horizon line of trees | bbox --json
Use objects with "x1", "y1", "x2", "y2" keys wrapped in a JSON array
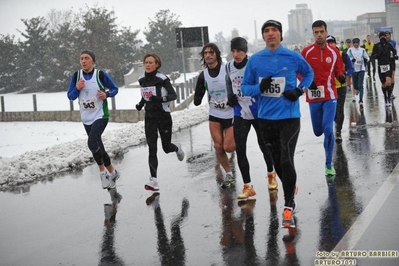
[{"x1": 0, "y1": 6, "x2": 192, "y2": 94}]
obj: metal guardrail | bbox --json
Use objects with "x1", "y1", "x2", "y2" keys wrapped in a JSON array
[{"x1": 0, "y1": 78, "x2": 197, "y2": 123}]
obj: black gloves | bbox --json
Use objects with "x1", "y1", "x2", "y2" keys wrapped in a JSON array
[
  {"x1": 283, "y1": 88, "x2": 303, "y2": 102},
  {"x1": 227, "y1": 94, "x2": 238, "y2": 107},
  {"x1": 260, "y1": 76, "x2": 273, "y2": 93},
  {"x1": 136, "y1": 102, "x2": 144, "y2": 111},
  {"x1": 338, "y1": 74, "x2": 346, "y2": 84},
  {"x1": 351, "y1": 58, "x2": 356, "y2": 63},
  {"x1": 150, "y1": 95, "x2": 163, "y2": 103},
  {"x1": 309, "y1": 82, "x2": 318, "y2": 90},
  {"x1": 395, "y1": 55, "x2": 398, "y2": 60}
]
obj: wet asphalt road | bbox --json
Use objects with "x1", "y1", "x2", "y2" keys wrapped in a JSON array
[{"x1": 1, "y1": 77, "x2": 399, "y2": 266}]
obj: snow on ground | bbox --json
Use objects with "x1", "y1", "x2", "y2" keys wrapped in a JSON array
[
  {"x1": 0, "y1": 105, "x2": 208, "y2": 190},
  {"x1": 0, "y1": 72, "x2": 207, "y2": 190}
]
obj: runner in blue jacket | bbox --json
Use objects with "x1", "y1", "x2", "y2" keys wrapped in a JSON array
[{"x1": 241, "y1": 20, "x2": 314, "y2": 229}]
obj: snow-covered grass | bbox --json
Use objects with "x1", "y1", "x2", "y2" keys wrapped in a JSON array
[{"x1": 0, "y1": 72, "x2": 207, "y2": 190}]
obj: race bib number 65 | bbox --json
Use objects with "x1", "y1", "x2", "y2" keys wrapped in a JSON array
[{"x1": 259, "y1": 77, "x2": 285, "y2": 97}]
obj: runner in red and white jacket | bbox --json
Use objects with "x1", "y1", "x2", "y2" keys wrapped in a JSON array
[{"x1": 300, "y1": 20, "x2": 345, "y2": 176}]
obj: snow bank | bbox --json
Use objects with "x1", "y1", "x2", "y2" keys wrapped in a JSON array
[{"x1": 0, "y1": 106, "x2": 208, "y2": 190}]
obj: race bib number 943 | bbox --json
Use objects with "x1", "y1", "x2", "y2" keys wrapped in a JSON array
[
  {"x1": 259, "y1": 77, "x2": 285, "y2": 97},
  {"x1": 81, "y1": 97, "x2": 98, "y2": 111}
]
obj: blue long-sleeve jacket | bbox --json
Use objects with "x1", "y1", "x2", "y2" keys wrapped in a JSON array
[{"x1": 241, "y1": 45, "x2": 314, "y2": 120}]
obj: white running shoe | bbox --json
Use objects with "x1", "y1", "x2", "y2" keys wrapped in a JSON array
[
  {"x1": 145, "y1": 177, "x2": 159, "y2": 191},
  {"x1": 100, "y1": 172, "x2": 110, "y2": 189},
  {"x1": 175, "y1": 143, "x2": 185, "y2": 161}
]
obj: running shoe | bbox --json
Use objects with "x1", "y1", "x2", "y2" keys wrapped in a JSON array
[
  {"x1": 237, "y1": 184, "x2": 256, "y2": 199},
  {"x1": 145, "y1": 177, "x2": 159, "y2": 191},
  {"x1": 108, "y1": 170, "x2": 120, "y2": 189},
  {"x1": 325, "y1": 165, "x2": 336, "y2": 176},
  {"x1": 267, "y1": 171, "x2": 278, "y2": 190},
  {"x1": 175, "y1": 143, "x2": 185, "y2": 161},
  {"x1": 221, "y1": 173, "x2": 235, "y2": 188},
  {"x1": 335, "y1": 131, "x2": 342, "y2": 143},
  {"x1": 282, "y1": 207, "x2": 295, "y2": 228},
  {"x1": 100, "y1": 172, "x2": 110, "y2": 189}
]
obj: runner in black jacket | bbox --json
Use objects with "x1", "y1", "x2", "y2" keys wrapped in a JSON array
[
  {"x1": 371, "y1": 32, "x2": 398, "y2": 106},
  {"x1": 135, "y1": 53, "x2": 185, "y2": 191}
]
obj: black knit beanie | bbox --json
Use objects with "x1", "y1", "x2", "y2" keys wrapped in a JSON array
[
  {"x1": 261, "y1": 20, "x2": 283, "y2": 41},
  {"x1": 81, "y1": 50, "x2": 96, "y2": 63},
  {"x1": 230, "y1": 37, "x2": 248, "y2": 53}
]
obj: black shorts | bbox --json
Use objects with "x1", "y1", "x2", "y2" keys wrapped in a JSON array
[{"x1": 209, "y1": 115, "x2": 233, "y2": 129}]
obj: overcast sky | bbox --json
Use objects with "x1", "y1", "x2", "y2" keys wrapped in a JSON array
[{"x1": 0, "y1": 0, "x2": 386, "y2": 42}]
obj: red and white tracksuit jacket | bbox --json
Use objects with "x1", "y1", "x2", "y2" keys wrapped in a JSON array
[{"x1": 301, "y1": 43, "x2": 345, "y2": 103}]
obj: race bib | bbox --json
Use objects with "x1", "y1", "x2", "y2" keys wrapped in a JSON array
[
  {"x1": 210, "y1": 98, "x2": 228, "y2": 109},
  {"x1": 380, "y1": 64, "x2": 390, "y2": 73},
  {"x1": 355, "y1": 59, "x2": 362, "y2": 65},
  {"x1": 232, "y1": 83, "x2": 242, "y2": 97},
  {"x1": 141, "y1": 86, "x2": 156, "y2": 101},
  {"x1": 308, "y1": 86, "x2": 326, "y2": 100},
  {"x1": 81, "y1": 97, "x2": 98, "y2": 111},
  {"x1": 259, "y1": 77, "x2": 285, "y2": 97}
]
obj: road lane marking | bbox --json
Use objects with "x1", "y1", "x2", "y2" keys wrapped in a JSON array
[{"x1": 333, "y1": 163, "x2": 399, "y2": 252}]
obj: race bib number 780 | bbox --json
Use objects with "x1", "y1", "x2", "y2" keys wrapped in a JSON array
[{"x1": 308, "y1": 86, "x2": 326, "y2": 100}]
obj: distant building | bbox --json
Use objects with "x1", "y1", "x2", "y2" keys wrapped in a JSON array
[
  {"x1": 356, "y1": 12, "x2": 386, "y2": 42},
  {"x1": 386, "y1": 0, "x2": 399, "y2": 40},
  {"x1": 287, "y1": 4, "x2": 313, "y2": 45},
  {"x1": 326, "y1": 20, "x2": 357, "y2": 43}
]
